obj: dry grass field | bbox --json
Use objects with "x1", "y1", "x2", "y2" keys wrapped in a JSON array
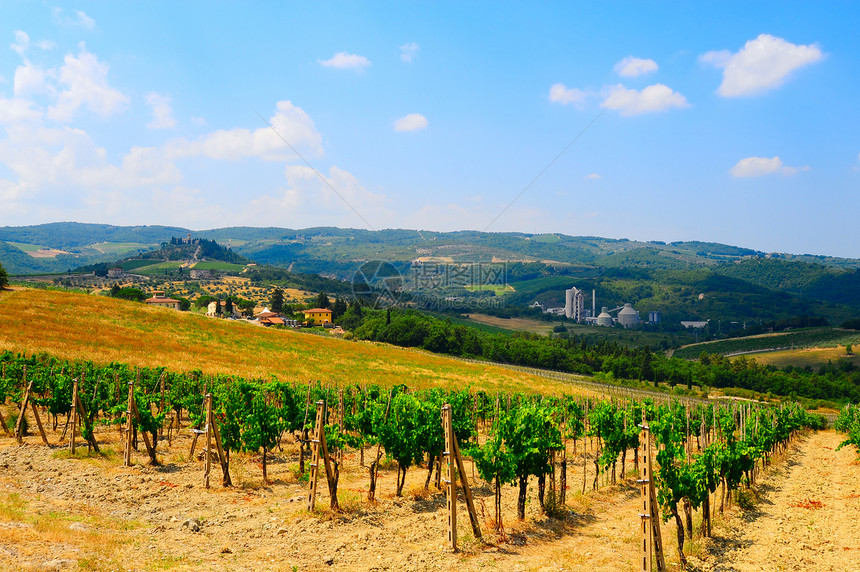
[
  {"x1": 0, "y1": 288, "x2": 580, "y2": 395},
  {"x1": 463, "y1": 313, "x2": 555, "y2": 336},
  {"x1": 742, "y1": 346, "x2": 860, "y2": 370}
]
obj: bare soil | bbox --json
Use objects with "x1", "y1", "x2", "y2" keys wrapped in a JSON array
[
  {"x1": 691, "y1": 430, "x2": 860, "y2": 572},
  {"x1": 0, "y1": 409, "x2": 857, "y2": 572}
]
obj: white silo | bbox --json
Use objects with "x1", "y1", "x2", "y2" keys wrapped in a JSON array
[
  {"x1": 617, "y1": 303, "x2": 639, "y2": 329},
  {"x1": 597, "y1": 307, "x2": 613, "y2": 327}
]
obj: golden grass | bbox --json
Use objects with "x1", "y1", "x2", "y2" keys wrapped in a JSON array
[
  {"x1": 0, "y1": 288, "x2": 585, "y2": 395},
  {"x1": 464, "y1": 313, "x2": 554, "y2": 335},
  {"x1": 746, "y1": 346, "x2": 860, "y2": 369}
]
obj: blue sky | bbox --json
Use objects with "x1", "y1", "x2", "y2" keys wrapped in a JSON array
[{"x1": 1, "y1": 2, "x2": 858, "y2": 257}]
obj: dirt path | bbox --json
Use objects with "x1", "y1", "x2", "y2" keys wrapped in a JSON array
[{"x1": 698, "y1": 430, "x2": 860, "y2": 572}]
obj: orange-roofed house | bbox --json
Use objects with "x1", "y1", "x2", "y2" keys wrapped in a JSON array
[
  {"x1": 145, "y1": 291, "x2": 181, "y2": 311},
  {"x1": 303, "y1": 308, "x2": 332, "y2": 325}
]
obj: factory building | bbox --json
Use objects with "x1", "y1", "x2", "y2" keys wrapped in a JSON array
[{"x1": 564, "y1": 287, "x2": 585, "y2": 321}]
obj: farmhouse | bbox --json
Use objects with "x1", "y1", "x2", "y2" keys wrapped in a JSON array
[
  {"x1": 303, "y1": 308, "x2": 332, "y2": 325},
  {"x1": 255, "y1": 307, "x2": 284, "y2": 326},
  {"x1": 144, "y1": 291, "x2": 181, "y2": 311},
  {"x1": 207, "y1": 300, "x2": 239, "y2": 317}
]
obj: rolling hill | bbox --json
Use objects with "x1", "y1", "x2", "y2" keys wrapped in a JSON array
[
  {"x1": 3, "y1": 222, "x2": 860, "y2": 329},
  {"x1": 0, "y1": 287, "x2": 569, "y2": 395}
]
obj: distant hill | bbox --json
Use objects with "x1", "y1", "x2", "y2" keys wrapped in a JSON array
[
  {"x1": 2, "y1": 222, "x2": 860, "y2": 328},
  {"x1": 75, "y1": 236, "x2": 249, "y2": 277}
]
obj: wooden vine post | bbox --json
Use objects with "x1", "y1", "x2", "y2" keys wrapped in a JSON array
[
  {"x1": 306, "y1": 400, "x2": 337, "y2": 511},
  {"x1": 69, "y1": 379, "x2": 79, "y2": 454},
  {"x1": 124, "y1": 380, "x2": 134, "y2": 466},
  {"x1": 638, "y1": 415, "x2": 665, "y2": 572},
  {"x1": 441, "y1": 403, "x2": 481, "y2": 552},
  {"x1": 203, "y1": 393, "x2": 213, "y2": 489},
  {"x1": 13, "y1": 364, "x2": 49, "y2": 446},
  {"x1": 15, "y1": 365, "x2": 31, "y2": 444}
]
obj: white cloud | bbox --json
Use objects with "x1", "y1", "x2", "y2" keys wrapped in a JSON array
[
  {"x1": 239, "y1": 164, "x2": 390, "y2": 228},
  {"x1": 11, "y1": 30, "x2": 29, "y2": 55},
  {"x1": 167, "y1": 100, "x2": 323, "y2": 161},
  {"x1": 190, "y1": 116, "x2": 207, "y2": 127},
  {"x1": 145, "y1": 92, "x2": 176, "y2": 129},
  {"x1": 701, "y1": 34, "x2": 823, "y2": 97},
  {"x1": 52, "y1": 8, "x2": 96, "y2": 30},
  {"x1": 393, "y1": 113, "x2": 428, "y2": 132},
  {"x1": 36, "y1": 40, "x2": 55, "y2": 51},
  {"x1": 584, "y1": 173, "x2": 601, "y2": 180},
  {"x1": 614, "y1": 56, "x2": 658, "y2": 77},
  {"x1": 0, "y1": 98, "x2": 43, "y2": 123},
  {"x1": 601, "y1": 83, "x2": 689, "y2": 116},
  {"x1": 548, "y1": 83, "x2": 591, "y2": 109},
  {"x1": 400, "y1": 42, "x2": 420, "y2": 63},
  {"x1": 319, "y1": 52, "x2": 371, "y2": 70},
  {"x1": 729, "y1": 156, "x2": 808, "y2": 177},
  {"x1": 47, "y1": 43, "x2": 129, "y2": 121},
  {"x1": 14, "y1": 61, "x2": 55, "y2": 97}
]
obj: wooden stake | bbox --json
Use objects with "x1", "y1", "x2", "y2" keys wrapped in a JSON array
[
  {"x1": 306, "y1": 400, "x2": 326, "y2": 511},
  {"x1": 639, "y1": 418, "x2": 651, "y2": 572},
  {"x1": 15, "y1": 366, "x2": 31, "y2": 444},
  {"x1": 442, "y1": 404, "x2": 457, "y2": 551},
  {"x1": 75, "y1": 391, "x2": 99, "y2": 452},
  {"x1": 204, "y1": 393, "x2": 213, "y2": 488},
  {"x1": 0, "y1": 405, "x2": 11, "y2": 437},
  {"x1": 30, "y1": 400, "x2": 49, "y2": 445},
  {"x1": 451, "y1": 425, "x2": 482, "y2": 539},
  {"x1": 69, "y1": 380, "x2": 79, "y2": 454},
  {"x1": 638, "y1": 416, "x2": 665, "y2": 572},
  {"x1": 210, "y1": 405, "x2": 232, "y2": 487},
  {"x1": 317, "y1": 401, "x2": 339, "y2": 511},
  {"x1": 124, "y1": 381, "x2": 134, "y2": 466}
]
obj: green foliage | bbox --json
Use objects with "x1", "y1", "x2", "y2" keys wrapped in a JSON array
[
  {"x1": 111, "y1": 287, "x2": 147, "y2": 302},
  {"x1": 834, "y1": 404, "x2": 860, "y2": 458},
  {"x1": 0, "y1": 261, "x2": 8, "y2": 288},
  {"x1": 269, "y1": 288, "x2": 285, "y2": 314}
]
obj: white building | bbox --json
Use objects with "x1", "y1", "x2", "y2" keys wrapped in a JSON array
[{"x1": 564, "y1": 287, "x2": 585, "y2": 322}]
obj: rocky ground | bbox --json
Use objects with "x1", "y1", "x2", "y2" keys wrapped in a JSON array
[{"x1": 0, "y1": 412, "x2": 857, "y2": 572}]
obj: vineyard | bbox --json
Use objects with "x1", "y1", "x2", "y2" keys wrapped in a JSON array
[
  {"x1": 672, "y1": 328, "x2": 860, "y2": 360},
  {"x1": 0, "y1": 350, "x2": 835, "y2": 571}
]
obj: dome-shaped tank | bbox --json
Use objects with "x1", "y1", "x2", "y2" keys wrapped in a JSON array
[
  {"x1": 597, "y1": 306, "x2": 613, "y2": 327},
  {"x1": 617, "y1": 303, "x2": 639, "y2": 329}
]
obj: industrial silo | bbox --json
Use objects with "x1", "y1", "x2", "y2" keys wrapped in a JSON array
[
  {"x1": 617, "y1": 303, "x2": 639, "y2": 329},
  {"x1": 596, "y1": 307, "x2": 613, "y2": 327}
]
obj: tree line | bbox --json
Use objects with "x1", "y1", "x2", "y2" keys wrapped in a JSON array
[{"x1": 337, "y1": 306, "x2": 860, "y2": 404}]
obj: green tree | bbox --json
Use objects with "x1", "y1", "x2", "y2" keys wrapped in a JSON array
[
  {"x1": 270, "y1": 287, "x2": 285, "y2": 313},
  {"x1": 332, "y1": 297, "x2": 347, "y2": 320},
  {"x1": 315, "y1": 291, "x2": 331, "y2": 309},
  {"x1": 225, "y1": 297, "x2": 234, "y2": 316},
  {"x1": 0, "y1": 262, "x2": 7, "y2": 289}
]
